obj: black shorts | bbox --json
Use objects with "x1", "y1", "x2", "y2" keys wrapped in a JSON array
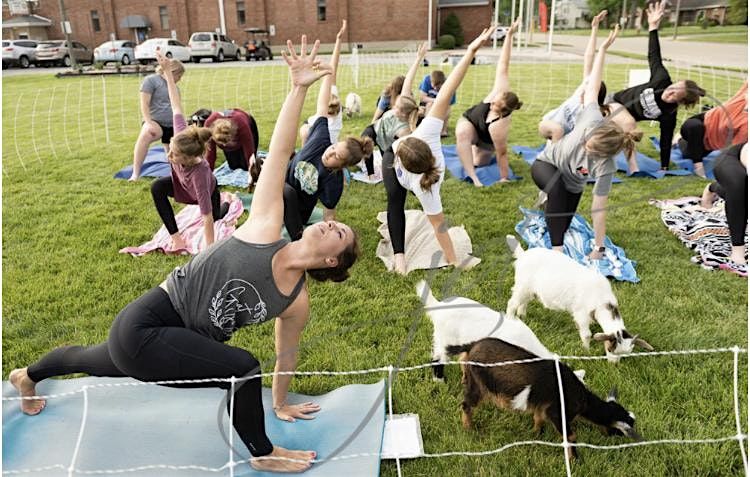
[{"x1": 158, "y1": 123, "x2": 174, "y2": 144}]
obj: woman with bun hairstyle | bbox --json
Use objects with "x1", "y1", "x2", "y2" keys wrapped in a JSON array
[{"x1": 150, "y1": 51, "x2": 228, "y2": 251}]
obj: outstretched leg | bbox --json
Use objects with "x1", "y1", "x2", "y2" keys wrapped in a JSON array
[{"x1": 455, "y1": 118, "x2": 482, "y2": 187}]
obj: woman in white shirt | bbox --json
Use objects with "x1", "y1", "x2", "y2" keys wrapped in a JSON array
[{"x1": 383, "y1": 26, "x2": 494, "y2": 275}]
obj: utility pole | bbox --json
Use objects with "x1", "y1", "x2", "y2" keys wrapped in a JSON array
[
  {"x1": 672, "y1": 0, "x2": 681, "y2": 39},
  {"x1": 57, "y1": 0, "x2": 78, "y2": 69}
]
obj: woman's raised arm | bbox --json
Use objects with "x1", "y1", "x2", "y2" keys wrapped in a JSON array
[{"x1": 400, "y1": 43, "x2": 427, "y2": 98}]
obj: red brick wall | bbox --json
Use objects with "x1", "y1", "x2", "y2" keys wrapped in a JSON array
[{"x1": 438, "y1": 5, "x2": 493, "y2": 46}]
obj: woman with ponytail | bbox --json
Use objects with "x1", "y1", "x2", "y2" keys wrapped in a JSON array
[
  {"x1": 284, "y1": 20, "x2": 375, "y2": 240},
  {"x1": 456, "y1": 18, "x2": 522, "y2": 187},
  {"x1": 150, "y1": 51, "x2": 229, "y2": 252},
  {"x1": 360, "y1": 43, "x2": 426, "y2": 180},
  {"x1": 532, "y1": 25, "x2": 623, "y2": 261},
  {"x1": 384, "y1": 26, "x2": 495, "y2": 275}
]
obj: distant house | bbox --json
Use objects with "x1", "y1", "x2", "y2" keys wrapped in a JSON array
[
  {"x1": 555, "y1": 0, "x2": 590, "y2": 29},
  {"x1": 669, "y1": 0, "x2": 730, "y2": 25}
]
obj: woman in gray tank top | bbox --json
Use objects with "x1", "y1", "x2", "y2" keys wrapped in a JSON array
[{"x1": 10, "y1": 38, "x2": 360, "y2": 474}]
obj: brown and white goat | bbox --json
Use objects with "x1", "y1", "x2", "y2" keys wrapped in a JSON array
[{"x1": 447, "y1": 338, "x2": 642, "y2": 460}]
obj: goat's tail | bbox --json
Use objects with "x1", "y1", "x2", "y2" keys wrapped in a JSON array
[
  {"x1": 446, "y1": 342, "x2": 476, "y2": 357},
  {"x1": 506, "y1": 234, "x2": 524, "y2": 259},
  {"x1": 415, "y1": 280, "x2": 439, "y2": 307}
]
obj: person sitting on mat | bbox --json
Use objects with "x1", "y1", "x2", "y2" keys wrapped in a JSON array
[
  {"x1": 384, "y1": 26, "x2": 495, "y2": 275},
  {"x1": 539, "y1": 10, "x2": 643, "y2": 174},
  {"x1": 203, "y1": 107, "x2": 260, "y2": 186},
  {"x1": 148, "y1": 52, "x2": 230, "y2": 252},
  {"x1": 610, "y1": 0, "x2": 704, "y2": 171},
  {"x1": 700, "y1": 142, "x2": 748, "y2": 274},
  {"x1": 359, "y1": 43, "x2": 425, "y2": 180},
  {"x1": 456, "y1": 17, "x2": 522, "y2": 187},
  {"x1": 10, "y1": 36, "x2": 360, "y2": 474},
  {"x1": 419, "y1": 69, "x2": 456, "y2": 137},
  {"x1": 129, "y1": 55, "x2": 185, "y2": 181},
  {"x1": 531, "y1": 26, "x2": 635, "y2": 260},
  {"x1": 680, "y1": 81, "x2": 747, "y2": 178},
  {"x1": 299, "y1": 21, "x2": 346, "y2": 147},
  {"x1": 284, "y1": 20, "x2": 373, "y2": 241},
  {"x1": 372, "y1": 75, "x2": 405, "y2": 123}
]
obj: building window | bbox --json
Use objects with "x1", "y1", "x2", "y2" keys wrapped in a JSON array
[
  {"x1": 236, "y1": 1, "x2": 246, "y2": 25},
  {"x1": 159, "y1": 6, "x2": 169, "y2": 29},
  {"x1": 90, "y1": 10, "x2": 101, "y2": 32},
  {"x1": 317, "y1": 0, "x2": 326, "y2": 21}
]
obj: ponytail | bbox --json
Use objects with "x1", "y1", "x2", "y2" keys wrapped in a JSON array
[
  {"x1": 169, "y1": 125, "x2": 212, "y2": 166},
  {"x1": 397, "y1": 137, "x2": 438, "y2": 191},
  {"x1": 622, "y1": 129, "x2": 644, "y2": 158},
  {"x1": 419, "y1": 165, "x2": 441, "y2": 191},
  {"x1": 344, "y1": 136, "x2": 375, "y2": 167},
  {"x1": 396, "y1": 96, "x2": 420, "y2": 131},
  {"x1": 499, "y1": 91, "x2": 523, "y2": 117}
]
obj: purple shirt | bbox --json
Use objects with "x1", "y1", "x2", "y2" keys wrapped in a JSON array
[{"x1": 171, "y1": 113, "x2": 216, "y2": 215}]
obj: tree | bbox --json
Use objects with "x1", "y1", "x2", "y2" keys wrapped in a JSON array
[
  {"x1": 442, "y1": 13, "x2": 464, "y2": 46},
  {"x1": 728, "y1": 0, "x2": 748, "y2": 24}
]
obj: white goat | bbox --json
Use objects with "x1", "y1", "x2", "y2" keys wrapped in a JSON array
[
  {"x1": 505, "y1": 235, "x2": 652, "y2": 362},
  {"x1": 416, "y1": 280, "x2": 585, "y2": 382},
  {"x1": 344, "y1": 92, "x2": 362, "y2": 118}
]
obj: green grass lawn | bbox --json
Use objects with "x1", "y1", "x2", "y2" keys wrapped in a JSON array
[
  {"x1": 2, "y1": 61, "x2": 747, "y2": 476},
  {"x1": 678, "y1": 32, "x2": 748, "y2": 44},
  {"x1": 556, "y1": 24, "x2": 748, "y2": 38}
]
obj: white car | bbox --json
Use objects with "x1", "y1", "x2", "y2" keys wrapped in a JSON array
[
  {"x1": 2, "y1": 39, "x2": 38, "y2": 68},
  {"x1": 491, "y1": 26, "x2": 511, "y2": 42},
  {"x1": 94, "y1": 40, "x2": 136, "y2": 65},
  {"x1": 188, "y1": 32, "x2": 240, "y2": 62},
  {"x1": 134, "y1": 38, "x2": 191, "y2": 64}
]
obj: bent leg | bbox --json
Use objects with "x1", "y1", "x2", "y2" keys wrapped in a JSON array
[
  {"x1": 455, "y1": 118, "x2": 482, "y2": 187},
  {"x1": 131, "y1": 122, "x2": 163, "y2": 181}
]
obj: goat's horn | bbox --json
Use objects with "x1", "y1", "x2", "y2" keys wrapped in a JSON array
[
  {"x1": 593, "y1": 333, "x2": 613, "y2": 342},
  {"x1": 633, "y1": 337, "x2": 654, "y2": 351}
]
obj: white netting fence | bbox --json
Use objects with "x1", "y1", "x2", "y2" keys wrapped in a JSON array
[
  {"x1": 3, "y1": 346, "x2": 748, "y2": 476},
  {"x1": 2, "y1": 46, "x2": 745, "y2": 176}
]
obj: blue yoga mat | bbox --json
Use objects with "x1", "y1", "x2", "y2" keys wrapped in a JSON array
[
  {"x1": 515, "y1": 207, "x2": 639, "y2": 283},
  {"x1": 511, "y1": 144, "x2": 623, "y2": 185},
  {"x1": 215, "y1": 161, "x2": 250, "y2": 187},
  {"x1": 442, "y1": 144, "x2": 521, "y2": 185},
  {"x1": 114, "y1": 146, "x2": 171, "y2": 179},
  {"x1": 3, "y1": 378, "x2": 385, "y2": 476},
  {"x1": 649, "y1": 136, "x2": 719, "y2": 180}
]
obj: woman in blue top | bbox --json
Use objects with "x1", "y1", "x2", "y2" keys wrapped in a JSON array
[{"x1": 10, "y1": 37, "x2": 360, "y2": 474}]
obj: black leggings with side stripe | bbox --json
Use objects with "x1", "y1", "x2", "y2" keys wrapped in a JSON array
[
  {"x1": 26, "y1": 287, "x2": 273, "y2": 457},
  {"x1": 531, "y1": 160, "x2": 583, "y2": 247},
  {"x1": 381, "y1": 148, "x2": 408, "y2": 254}
]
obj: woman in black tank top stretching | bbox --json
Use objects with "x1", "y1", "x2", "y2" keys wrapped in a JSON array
[
  {"x1": 9, "y1": 38, "x2": 360, "y2": 474},
  {"x1": 455, "y1": 18, "x2": 522, "y2": 187}
]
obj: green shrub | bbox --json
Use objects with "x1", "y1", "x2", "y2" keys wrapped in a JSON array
[
  {"x1": 442, "y1": 13, "x2": 464, "y2": 46},
  {"x1": 437, "y1": 34, "x2": 456, "y2": 49}
]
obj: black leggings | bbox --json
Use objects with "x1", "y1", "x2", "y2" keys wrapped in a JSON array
[
  {"x1": 150, "y1": 176, "x2": 223, "y2": 235},
  {"x1": 710, "y1": 143, "x2": 747, "y2": 246},
  {"x1": 224, "y1": 148, "x2": 249, "y2": 170},
  {"x1": 26, "y1": 287, "x2": 273, "y2": 457},
  {"x1": 361, "y1": 124, "x2": 378, "y2": 176},
  {"x1": 382, "y1": 148, "x2": 407, "y2": 254},
  {"x1": 531, "y1": 160, "x2": 583, "y2": 247},
  {"x1": 282, "y1": 183, "x2": 316, "y2": 241},
  {"x1": 680, "y1": 113, "x2": 710, "y2": 164}
]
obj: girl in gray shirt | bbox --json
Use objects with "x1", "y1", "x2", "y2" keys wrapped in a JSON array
[{"x1": 531, "y1": 25, "x2": 636, "y2": 260}]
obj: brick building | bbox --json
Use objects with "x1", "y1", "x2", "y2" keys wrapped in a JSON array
[{"x1": 2, "y1": 0, "x2": 494, "y2": 51}]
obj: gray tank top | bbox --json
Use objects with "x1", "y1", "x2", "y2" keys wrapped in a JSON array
[{"x1": 165, "y1": 237, "x2": 306, "y2": 342}]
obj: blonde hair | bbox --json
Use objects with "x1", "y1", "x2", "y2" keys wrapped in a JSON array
[
  {"x1": 586, "y1": 122, "x2": 643, "y2": 158},
  {"x1": 384, "y1": 75, "x2": 405, "y2": 107},
  {"x1": 211, "y1": 118, "x2": 237, "y2": 146},
  {"x1": 170, "y1": 126, "x2": 212, "y2": 167},
  {"x1": 343, "y1": 136, "x2": 375, "y2": 168},
  {"x1": 395, "y1": 96, "x2": 420, "y2": 131},
  {"x1": 328, "y1": 95, "x2": 341, "y2": 116},
  {"x1": 397, "y1": 137, "x2": 439, "y2": 191},
  {"x1": 155, "y1": 58, "x2": 185, "y2": 77}
]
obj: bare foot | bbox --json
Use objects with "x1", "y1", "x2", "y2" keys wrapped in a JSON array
[
  {"x1": 393, "y1": 254, "x2": 407, "y2": 275},
  {"x1": 469, "y1": 177, "x2": 483, "y2": 187},
  {"x1": 250, "y1": 446, "x2": 315, "y2": 473},
  {"x1": 9, "y1": 368, "x2": 46, "y2": 415}
]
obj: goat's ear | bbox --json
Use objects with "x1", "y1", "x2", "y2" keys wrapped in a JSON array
[
  {"x1": 593, "y1": 333, "x2": 613, "y2": 342},
  {"x1": 633, "y1": 336, "x2": 654, "y2": 351},
  {"x1": 615, "y1": 421, "x2": 643, "y2": 441},
  {"x1": 606, "y1": 387, "x2": 618, "y2": 402}
]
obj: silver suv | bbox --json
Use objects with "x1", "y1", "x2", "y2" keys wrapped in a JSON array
[
  {"x1": 35, "y1": 40, "x2": 94, "y2": 67},
  {"x1": 2, "y1": 40, "x2": 38, "y2": 69},
  {"x1": 188, "y1": 32, "x2": 240, "y2": 63}
]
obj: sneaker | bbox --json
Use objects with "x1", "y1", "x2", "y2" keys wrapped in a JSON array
[{"x1": 719, "y1": 262, "x2": 747, "y2": 277}]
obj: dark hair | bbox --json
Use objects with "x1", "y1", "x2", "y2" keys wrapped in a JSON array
[
  {"x1": 344, "y1": 136, "x2": 375, "y2": 168},
  {"x1": 499, "y1": 91, "x2": 523, "y2": 117},
  {"x1": 397, "y1": 137, "x2": 440, "y2": 191},
  {"x1": 682, "y1": 80, "x2": 706, "y2": 108},
  {"x1": 188, "y1": 108, "x2": 212, "y2": 127},
  {"x1": 307, "y1": 230, "x2": 361, "y2": 283},
  {"x1": 598, "y1": 81, "x2": 608, "y2": 116},
  {"x1": 248, "y1": 155, "x2": 264, "y2": 192}
]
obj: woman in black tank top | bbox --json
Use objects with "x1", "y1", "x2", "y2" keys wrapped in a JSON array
[
  {"x1": 455, "y1": 18, "x2": 522, "y2": 187},
  {"x1": 10, "y1": 34, "x2": 360, "y2": 475}
]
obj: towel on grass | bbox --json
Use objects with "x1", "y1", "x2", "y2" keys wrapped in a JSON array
[
  {"x1": 442, "y1": 144, "x2": 521, "y2": 185},
  {"x1": 119, "y1": 192, "x2": 243, "y2": 256},
  {"x1": 214, "y1": 161, "x2": 250, "y2": 188},
  {"x1": 649, "y1": 136, "x2": 720, "y2": 180},
  {"x1": 236, "y1": 193, "x2": 324, "y2": 241},
  {"x1": 352, "y1": 149, "x2": 383, "y2": 184},
  {"x1": 114, "y1": 146, "x2": 170, "y2": 179},
  {"x1": 511, "y1": 144, "x2": 623, "y2": 184},
  {"x1": 649, "y1": 196, "x2": 747, "y2": 271},
  {"x1": 514, "y1": 207, "x2": 639, "y2": 283},
  {"x1": 375, "y1": 210, "x2": 481, "y2": 273}
]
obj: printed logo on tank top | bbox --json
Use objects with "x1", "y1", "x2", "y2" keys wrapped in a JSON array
[
  {"x1": 294, "y1": 162, "x2": 319, "y2": 195},
  {"x1": 208, "y1": 279, "x2": 268, "y2": 338},
  {"x1": 639, "y1": 88, "x2": 662, "y2": 119}
]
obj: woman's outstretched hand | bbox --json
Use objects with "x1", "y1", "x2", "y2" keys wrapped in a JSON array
[
  {"x1": 508, "y1": 17, "x2": 521, "y2": 36},
  {"x1": 336, "y1": 19, "x2": 347, "y2": 40},
  {"x1": 647, "y1": 0, "x2": 667, "y2": 30},
  {"x1": 601, "y1": 24, "x2": 620, "y2": 50},
  {"x1": 467, "y1": 25, "x2": 495, "y2": 53},
  {"x1": 282, "y1": 36, "x2": 332, "y2": 87},
  {"x1": 274, "y1": 401, "x2": 321, "y2": 422},
  {"x1": 591, "y1": 10, "x2": 607, "y2": 28},
  {"x1": 155, "y1": 50, "x2": 172, "y2": 76}
]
